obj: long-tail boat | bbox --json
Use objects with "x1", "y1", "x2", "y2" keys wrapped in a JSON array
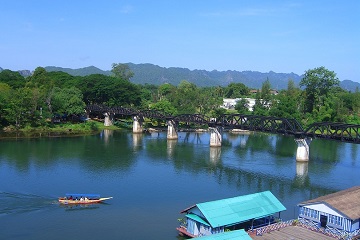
[{"x1": 58, "y1": 193, "x2": 113, "y2": 204}]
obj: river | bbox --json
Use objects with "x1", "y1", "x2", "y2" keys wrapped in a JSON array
[{"x1": 0, "y1": 130, "x2": 359, "y2": 239}]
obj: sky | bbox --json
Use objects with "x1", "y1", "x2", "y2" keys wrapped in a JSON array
[{"x1": 0, "y1": 0, "x2": 359, "y2": 82}]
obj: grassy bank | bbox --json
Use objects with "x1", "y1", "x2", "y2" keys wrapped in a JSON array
[{"x1": 1, "y1": 120, "x2": 125, "y2": 138}]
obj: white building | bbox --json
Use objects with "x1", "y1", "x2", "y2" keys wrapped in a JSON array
[{"x1": 222, "y1": 98, "x2": 256, "y2": 111}]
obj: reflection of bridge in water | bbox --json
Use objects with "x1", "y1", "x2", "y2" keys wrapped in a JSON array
[
  {"x1": 126, "y1": 129, "x2": 338, "y2": 220},
  {"x1": 87, "y1": 104, "x2": 360, "y2": 161}
]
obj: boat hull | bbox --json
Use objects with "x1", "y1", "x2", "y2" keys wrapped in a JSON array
[{"x1": 58, "y1": 197, "x2": 112, "y2": 205}]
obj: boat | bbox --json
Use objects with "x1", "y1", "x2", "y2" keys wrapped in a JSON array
[{"x1": 58, "y1": 193, "x2": 113, "y2": 205}]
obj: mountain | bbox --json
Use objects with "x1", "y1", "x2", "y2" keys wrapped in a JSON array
[
  {"x1": 2, "y1": 64, "x2": 360, "y2": 91},
  {"x1": 126, "y1": 63, "x2": 305, "y2": 89},
  {"x1": 0, "y1": 67, "x2": 32, "y2": 77},
  {"x1": 45, "y1": 65, "x2": 111, "y2": 76},
  {"x1": 340, "y1": 80, "x2": 360, "y2": 92},
  {"x1": 43, "y1": 63, "x2": 303, "y2": 89}
]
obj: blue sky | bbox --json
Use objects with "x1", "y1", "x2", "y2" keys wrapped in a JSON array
[{"x1": 0, "y1": 0, "x2": 359, "y2": 82}]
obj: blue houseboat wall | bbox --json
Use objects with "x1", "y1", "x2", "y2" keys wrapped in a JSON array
[
  {"x1": 185, "y1": 207, "x2": 224, "y2": 237},
  {"x1": 299, "y1": 204, "x2": 359, "y2": 233},
  {"x1": 185, "y1": 218, "x2": 224, "y2": 236}
]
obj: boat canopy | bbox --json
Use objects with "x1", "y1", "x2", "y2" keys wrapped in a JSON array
[{"x1": 65, "y1": 193, "x2": 100, "y2": 199}]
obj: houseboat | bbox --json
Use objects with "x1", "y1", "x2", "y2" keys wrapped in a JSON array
[
  {"x1": 298, "y1": 185, "x2": 360, "y2": 239},
  {"x1": 177, "y1": 191, "x2": 286, "y2": 238}
]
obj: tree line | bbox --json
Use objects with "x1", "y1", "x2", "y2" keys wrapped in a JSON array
[{"x1": 0, "y1": 64, "x2": 359, "y2": 130}]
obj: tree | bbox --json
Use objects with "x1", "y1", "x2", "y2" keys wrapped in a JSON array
[
  {"x1": 197, "y1": 87, "x2": 223, "y2": 115},
  {"x1": 111, "y1": 63, "x2": 134, "y2": 81},
  {"x1": 260, "y1": 78, "x2": 272, "y2": 106},
  {"x1": 269, "y1": 79, "x2": 302, "y2": 120},
  {"x1": 0, "y1": 83, "x2": 12, "y2": 126},
  {"x1": 224, "y1": 83, "x2": 249, "y2": 98},
  {"x1": 300, "y1": 66, "x2": 340, "y2": 113},
  {"x1": 150, "y1": 99, "x2": 177, "y2": 116},
  {"x1": 0, "y1": 69, "x2": 26, "y2": 89},
  {"x1": 2, "y1": 87, "x2": 43, "y2": 128},
  {"x1": 51, "y1": 87, "x2": 85, "y2": 116},
  {"x1": 158, "y1": 83, "x2": 176, "y2": 100},
  {"x1": 171, "y1": 80, "x2": 198, "y2": 114},
  {"x1": 252, "y1": 80, "x2": 272, "y2": 116},
  {"x1": 235, "y1": 99, "x2": 249, "y2": 114}
]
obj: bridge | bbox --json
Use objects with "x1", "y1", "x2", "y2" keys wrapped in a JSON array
[{"x1": 85, "y1": 104, "x2": 360, "y2": 161}]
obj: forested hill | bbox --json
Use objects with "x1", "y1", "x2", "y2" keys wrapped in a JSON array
[
  {"x1": 44, "y1": 64, "x2": 303, "y2": 89},
  {"x1": 1, "y1": 64, "x2": 359, "y2": 91}
]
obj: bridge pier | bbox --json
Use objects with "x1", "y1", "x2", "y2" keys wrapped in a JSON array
[
  {"x1": 132, "y1": 116, "x2": 143, "y2": 133},
  {"x1": 294, "y1": 138, "x2": 312, "y2": 161},
  {"x1": 167, "y1": 120, "x2": 178, "y2": 140},
  {"x1": 104, "y1": 112, "x2": 114, "y2": 126},
  {"x1": 209, "y1": 127, "x2": 222, "y2": 147}
]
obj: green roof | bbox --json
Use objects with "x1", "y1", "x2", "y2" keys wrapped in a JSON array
[
  {"x1": 196, "y1": 229, "x2": 252, "y2": 240},
  {"x1": 196, "y1": 191, "x2": 286, "y2": 227}
]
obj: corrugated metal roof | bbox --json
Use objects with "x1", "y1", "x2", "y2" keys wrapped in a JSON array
[
  {"x1": 298, "y1": 185, "x2": 360, "y2": 220},
  {"x1": 186, "y1": 213, "x2": 210, "y2": 227},
  {"x1": 196, "y1": 229, "x2": 252, "y2": 240},
  {"x1": 196, "y1": 191, "x2": 286, "y2": 227}
]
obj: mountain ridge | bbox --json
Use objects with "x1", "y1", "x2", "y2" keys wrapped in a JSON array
[{"x1": 1, "y1": 64, "x2": 359, "y2": 91}]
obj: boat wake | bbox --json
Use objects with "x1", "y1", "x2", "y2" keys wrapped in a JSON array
[{"x1": 0, "y1": 192, "x2": 57, "y2": 216}]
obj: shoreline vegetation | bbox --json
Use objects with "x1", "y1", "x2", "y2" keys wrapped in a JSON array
[
  {"x1": 1, "y1": 66, "x2": 359, "y2": 135},
  {"x1": 0, "y1": 120, "x2": 123, "y2": 139}
]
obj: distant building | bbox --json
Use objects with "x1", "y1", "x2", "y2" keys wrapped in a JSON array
[
  {"x1": 250, "y1": 89, "x2": 279, "y2": 95},
  {"x1": 222, "y1": 98, "x2": 256, "y2": 111},
  {"x1": 298, "y1": 186, "x2": 360, "y2": 239}
]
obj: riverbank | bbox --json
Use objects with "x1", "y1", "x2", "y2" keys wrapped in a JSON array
[{"x1": 0, "y1": 120, "x2": 124, "y2": 139}]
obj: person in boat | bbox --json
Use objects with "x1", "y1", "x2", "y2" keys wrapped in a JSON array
[
  {"x1": 80, "y1": 196, "x2": 84, "y2": 201},
  {"x1": 69, "y1": 195, "x2": 73, "y2": 200},
  {"x1": 85, "y1": 197, "x2": 89, "y2": 201}
]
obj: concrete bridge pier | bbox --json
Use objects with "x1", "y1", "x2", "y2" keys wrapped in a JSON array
[
  {"x1": 294, "y1": 138, "x2": 312, "y2": 161},
  {"x1": 167, "y1": 120, "x2": 178, "y2": 140},
  {"x1": 209, "y1": 127, "x2": 222, "y2": 147},
  {"x1": 104, "y1": 112, "x2": 114, "y2": 126},
  {"x1": 132, "y1": 116, "x2": 143, "y2": 133}
]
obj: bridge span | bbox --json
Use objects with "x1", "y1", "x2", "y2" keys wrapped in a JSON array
[{"x1": 85, "y1": 104, "x2": 360, "y2": 161}]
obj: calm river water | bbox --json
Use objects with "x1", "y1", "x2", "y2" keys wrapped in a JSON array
[{"x1": 0, "y1": 130, "x2": 359, "y2": 239}]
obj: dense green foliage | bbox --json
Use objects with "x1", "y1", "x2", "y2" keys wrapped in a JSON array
[{"x1": 0, "y1": 65, "x2": 359, "y2": 131}]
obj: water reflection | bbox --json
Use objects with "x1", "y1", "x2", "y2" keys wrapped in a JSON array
[
  {"x1": 294, "y1": 162, "x2": 310, "y2": 187},
  {"x1": 209, "y1": 147, "x2": 221, "y2": 164},
  {"x1": 1, "y1": 131, "x2": 358, "y2": 205},
  {"x1": 59, "y1": 204, "x2": 101, "y2": 212},
  {"x1": 132, "y1": 133, "x2": 143, "y2": 150},
  {"x1": 167, "y1": 140, "x2": 177, "y2": 160},
  {"x1": 1, "y1": 130, "x2": 359, "y2": 239}
]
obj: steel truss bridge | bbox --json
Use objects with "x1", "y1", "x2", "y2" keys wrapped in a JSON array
[{"x1": 85, "y1": 104, "x2": 360, "y2": 144}]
